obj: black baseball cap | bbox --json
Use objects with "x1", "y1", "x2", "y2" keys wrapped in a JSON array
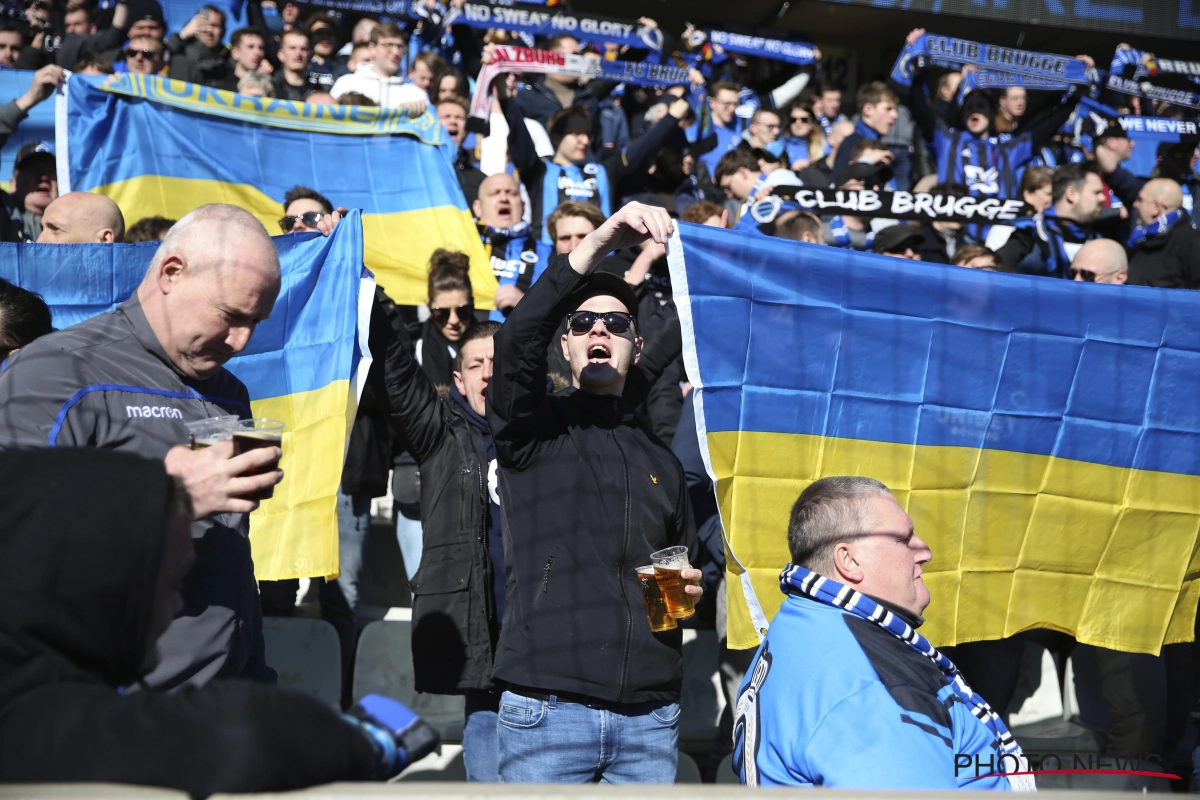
[
  {"x1": 568, "y1": 271, "x2": 639, "y2": 320},
  {"x1": 872, "y1": 224, "x2": 923, "y2": 255},
  {"x1": 15, "y1": 141, "x2": 54, "y2": 170},
  {"x1": 834, "y1": 159, "x2": 893, "y2": 190}
]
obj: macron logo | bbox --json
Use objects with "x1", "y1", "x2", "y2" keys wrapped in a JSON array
[{"x1": 127, "y1": 405, "x2": 184, "y2": 419}]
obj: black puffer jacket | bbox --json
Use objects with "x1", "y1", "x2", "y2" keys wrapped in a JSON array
[
  {"x1": 487, "y1": 255, "x2": 696, "y2": 706},
  {"x1": 381, "y1": 323, "x2": 496, "y2": 695},
  {"x1": 1128, "y1": 212, "x2": 1200, "y2": 288}
]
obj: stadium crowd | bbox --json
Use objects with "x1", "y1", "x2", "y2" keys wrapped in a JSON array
[{"x1": 0, "y1": 0, "x2": 1198, "y2": 793}]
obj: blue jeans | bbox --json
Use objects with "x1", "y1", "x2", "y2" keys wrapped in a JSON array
[
  {"x1": 497, "y1": 690, "x2": 679, "y2": 783},
  {"x1": 463, "y1": 689, "x2": 502, "y2": 782}
]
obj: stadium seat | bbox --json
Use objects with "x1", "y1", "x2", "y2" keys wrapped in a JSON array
[
  {"x1": 675, "y1": 751, "x2": 702, "y2": 783},
  {"x1": 261, "y1": 616, "x2": 341, "y2": 708},
  {"x1": 715, "y1": 752, "x2": 739, "y2": 784},
  {"x1": 352, "y1": 620, "x2": 465, "y2": 742}
]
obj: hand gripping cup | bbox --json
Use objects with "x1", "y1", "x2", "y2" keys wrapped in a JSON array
[
  {"x1": 234, "y1": 418, "x2": 285, "y2": 499},
  {"x1": 185, "y1": 415, "x2": 239, "y2": 449},
  {"x1": 637, "y1": 565, "x2": 678, "y2": 633},
  {"x1": 650, "y1": 545, "x2": 695, "y2": 620}
]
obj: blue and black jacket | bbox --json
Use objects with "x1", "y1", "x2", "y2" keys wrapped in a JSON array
[
  {"x1": 733, "y1": 592, "x2": 1018, "y2": 790},
  {"x1": 900, "y1": 72, "x2": 1080, "y2": 200},
  {"x1": 479, "y1": 222, "x2": 543, "y2": 322},
  {"x1": 503, "y1": 96, "x2": 683, "y2": 251},
  {"x1": 995, "y1": 213, "x2": 1097, "y2": 277}
]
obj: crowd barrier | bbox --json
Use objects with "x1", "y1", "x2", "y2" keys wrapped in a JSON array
[{"x1": 0, "y1": 784, "x2": 1151, "y2": 799}]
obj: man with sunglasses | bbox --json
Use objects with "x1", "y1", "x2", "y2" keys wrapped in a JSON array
[
  {"x1": 486, "y1": 201, "x2": 702, "y2": 784},
  {"x1": 279, "y1": 185, "x2": 346, "y2": 236},
  {"x1": 122, "y1": 34, "x2": 164, "y2": 75},
  {"x1": 1069, "y1": 239, "x2": 1128, "y2": 285}
]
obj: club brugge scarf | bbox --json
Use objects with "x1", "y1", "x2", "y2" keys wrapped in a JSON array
[
  {"x1": 891, "y1": 33, "x2": 1093, "y2": 91},
  {"x1": 1107, "y1": 46, "x2": 1200, "y2": 111},
  {"x1": 705, "y1": 30, "x2": 816, "y2": 67},
  {"x1": 1127, "y1": 209, "x2": 1183, "y2": 248},
  {"x1": 779, "y1": 564, "x2": 1036, "y2": 791}
]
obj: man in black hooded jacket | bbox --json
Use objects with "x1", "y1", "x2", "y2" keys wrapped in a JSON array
[
  {"x1": 486, "y1": 201, "x2": 701, "y2": 784},
  {"x1": 0, "y1": 449, "x2": 435, "y2": 795}
]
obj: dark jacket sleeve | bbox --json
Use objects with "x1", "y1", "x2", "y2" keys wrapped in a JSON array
[
  {"x1": 14, "y1": 45, "x2": 50, "y2": 70},
  {"x1": 995, "y1": 226, "x2": 1037, "y2": 272},
  {"x1": 486, "y1": 253, "x2": 587, "y2": 468},
  {"x1": 895, "y1": 71, "x2": 940, "y2": 147},
  {"x1": 0, "y1": 100, "x2": 28, "y2": 152},
  {"x1": 1102, "y1": 165, "x2": 1146, "y2": 211},
  {"x1": 671, "y1": 391, "x2": 723, "y2": 596},
  {"x1": 56, "y1": 23, "x2": 130, "y2": 67},
  {"x1": 605, "y1": 111, "x2": 680, "y2": 195},
  {"x1": 502, "y1": 93, "x2": 542, "y2": 175},
  {"x1": 1009, "y1": 90, "x2": 1080, "y2": 158},
  {"x1": 379, "y1": 310, "x2": 450, "y2": 466},
  {"x1": 0, "y1": 682, "x2": 376, "y2": 796}
]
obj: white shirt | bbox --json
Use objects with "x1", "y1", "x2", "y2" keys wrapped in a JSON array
[{"x1": 330, "y1": 64, "x2": 427, "y2": 108}]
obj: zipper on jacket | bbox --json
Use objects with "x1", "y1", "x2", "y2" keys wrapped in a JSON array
[
  {"x1": 524, "y1": 553, "x2": 555, "y2": 631},
  {"x1": 612, "y1": 425, "x2": 633, "y2": 703}
]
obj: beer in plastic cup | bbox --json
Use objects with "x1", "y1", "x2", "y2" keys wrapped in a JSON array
[
  {"x1": 637, "y1": 565, "x2": 678, "y2": 633},
  {"x1": 650, "y1": 545, "x2": 695, "y2": 620},
  {"x1": 185, "y1": 415, "x2": 239, "y2": 450},
  {"x1": 233, "y1": 418, "x2": 285, "y2": 499}
]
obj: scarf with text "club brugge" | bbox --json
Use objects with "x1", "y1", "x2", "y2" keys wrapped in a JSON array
[
  {"x1": 890, "y1": 33, "x2": 1093, "y2": 91},
  {"x1": 778, "y1": 563, "x2": 1036, "y2": 792},
  {"x1": 1128, "y1": 208, "x2": 1184, "y2": 248}
]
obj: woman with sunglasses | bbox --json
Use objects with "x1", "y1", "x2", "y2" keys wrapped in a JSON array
[
  {"x1": 780, "y1": 100, "x2": 828, "y2": 172},
  {"x1": 417, "y1": 249, "x2": 476, "y2": 388}
]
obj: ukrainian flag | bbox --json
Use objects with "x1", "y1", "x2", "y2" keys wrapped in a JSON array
[
  {"x1": 0, "y1": 214, "x2": 373, "y2": 580},
  {"x1": 668, "y1": 223, "x2": 1200, "y2": 655},
  {"x1": 58, "y1": 74, "x2": 495, "y2": 308}
]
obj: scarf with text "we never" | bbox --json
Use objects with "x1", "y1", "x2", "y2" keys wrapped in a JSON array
[{"x1": 779, "y1": 563, "x2": 1036, "y2": 792}]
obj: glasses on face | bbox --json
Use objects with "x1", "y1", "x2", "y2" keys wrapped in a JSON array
[
  {"x1": 430, "y1": 304, "x2": 473, "y2": 325},
  {"x1": 791, "y1": 114, "x2": 812, "y2": 124},
  {"x1": 1068, "y1": 268, "x2": 1097, "y2": 282},
  {"x1": 376, "y1": 41, "x2": 406, "y2": 51},
  {"x1": 279, "y1": 211, "x2": 325, "y2": 232},
  {"x1": 125, "y1": 48, "x2": 160, "y2": 60},
  {"x1": 566, "y1": 310, "x2": 634, "y2": 335}
]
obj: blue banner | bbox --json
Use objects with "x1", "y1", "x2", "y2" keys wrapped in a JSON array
[
  {"x1": 0, "y1": 71, "x2": 56, "y2": 179},
  {"x1": 1108, "y1": 46, "x2": 1200, "y2": 111},
  {"x1": 417, "y1": 0, "x2": 663, "y2": 50},
  {"x1": 1080, "y1": 98, "x2": 1200, "y2": 178}
]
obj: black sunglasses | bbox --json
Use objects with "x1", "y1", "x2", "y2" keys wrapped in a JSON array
[
  {"x1": 791, "y1": 114, "x2": 812, "y2": 123},
  {"x1": 125, "y1": 47, "x2": 160, "y2": 60},
  {"x1": 566, "y1": 310, "x2": 634, "y2": 335},
  {"x1": 278, "y1": 211, "x2": 325, "y2": 232},
  {"x1": 1068, "y1": 267, "x2": 1096, "y2": 282},
  {"x1": 430, "y1": 304, "x2": 473, "y2": 325}
]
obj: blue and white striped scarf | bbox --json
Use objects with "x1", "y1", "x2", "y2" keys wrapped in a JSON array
[
  {"x1": 1127, "y1": 209, "x2": 1183, "y2": 249},
  {"x1": 780, "y1": 563, "x2": 1036, "y2": 792}
]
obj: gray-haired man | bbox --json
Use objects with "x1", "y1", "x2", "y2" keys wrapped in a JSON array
[{"x1": 0, "y1": 204, "x2": 284, "y2": 690}]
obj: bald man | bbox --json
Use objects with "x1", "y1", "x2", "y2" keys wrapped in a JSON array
[
  {"x1": 1128, "y1": 178, "x2": 1200, "y2": 288},
  {"x1": 0, "y1": 204, "x2": 284, "y2": 691},
  {"x1": 1070, "y1": 239, "x2": 1128, "y2": 284},
  {"x1": 473, "y1": 172, "x2": 541, "y2": 320},
  {"x1": 37, "y1": 192, "x2": 126, "y2": 243}
]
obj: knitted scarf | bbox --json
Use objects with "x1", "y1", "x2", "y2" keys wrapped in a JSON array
[
  {"x1": 1127, "y1": 209, "x2": 1183, "y2": 249},
  {"x1": 779, "y1": 563, "x2": 1035, "y2": 792}
]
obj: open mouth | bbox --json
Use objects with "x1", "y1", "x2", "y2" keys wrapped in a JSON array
[{"x1": 587, "y1": 343, "x2": 611, "y2": 363}]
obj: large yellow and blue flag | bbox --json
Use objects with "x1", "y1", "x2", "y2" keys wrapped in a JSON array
[
  {"x1": 0, "y1": 214, "x2": 373, "y2": 580},
  {"x1": 668, "y1": 222, "x2": 1200, "y2": 655},
  {"x1": 58, "y1": 73, "x2": 495, "y2": 308}
]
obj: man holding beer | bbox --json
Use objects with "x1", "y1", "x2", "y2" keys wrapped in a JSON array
[
  {"x1": 487, "y1": 201, "x2": 702, "y2": 784},
  {"x1": 0, "y1": 204, "x2": 284, "y2": 689}
]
